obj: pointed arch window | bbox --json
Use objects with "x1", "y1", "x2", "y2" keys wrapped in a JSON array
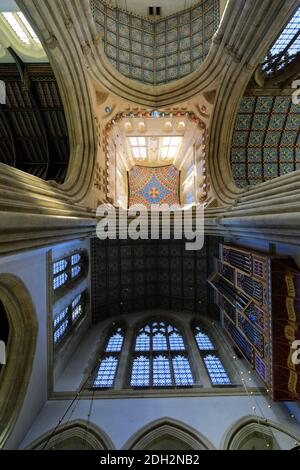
[
  {"x1": 53, "y1": 290, "x2": 87, "y2": 346},
  {"x1": 262, "y1": 6, "x2": 300, "y2": 75},
  {"x1": 193, "y1": 325, "x2": 231, "y2": 386},
  {"x1": 92, "y1": 326, "x2": 124, "y2": 388},
  {"x1": 52, "y1": 252, "x2": 86, "y2": 292},
  {"x1": 130, "y1": 321, "x2": 194, "y2": 388}
]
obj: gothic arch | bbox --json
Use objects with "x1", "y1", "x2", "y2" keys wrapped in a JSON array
[
  {"x1": 0, "y1": 274, "x2": 38, "y2": 448},
  {"x1": 123, "y1": 417, "x2": 215, "y2": 450},
  {"x1": 26, "y1": 420, "x2": 115, "y2": 450},
  {"x1": 221, "y1": 416, "x2": 300, "y2": 450}
]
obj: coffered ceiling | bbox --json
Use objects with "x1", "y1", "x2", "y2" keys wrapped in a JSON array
[{"x1": 91, "y1": 236, "x2": 219, "y2": 323}]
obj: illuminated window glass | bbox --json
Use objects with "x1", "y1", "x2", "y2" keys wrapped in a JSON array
[
  {"x1": 153, "y1": 355, "x2": 172, "y2": 386},
  {"x1": 193, "y1": 324, "x2": 231, "y2": 386},
  {"x1": 130, "y1": 321, "x2": 194, "y2": 388},
  {"x1": 53, "y1": 259, "x2": 68, "y2": 275},
  {"x1": 135, "y1": 332, "x2": 150, "y2": 351},
  {"x1": 72, "y1": 294, "x2": 81, "y2": 309},
  {"x1": 173, "y1": 355, "x2": 194, "y2": 386},
  {"x1": 53, "y1": 273, "x2": 68, "y2": 290},
  {"x1": 194, "y1": 327, "x2": 215, "y2": 350},
  {"x1": 93, "y1": 356, "x2": 118, "y2": 388},
  {"x1": 106, "y1": 329, "x2": 124, "y2": 352},
  {"x1": 130, "y1": 355, "x2": 150, "y2": 387},
  {"x1": 72, "y1": 303, "x2": 83, "y2": 322},
  {"x1": 71, "y1": 265, "x2": 81, "y2": 278},
  {"x1": 2, "y1": 11, "x2": 41, "y2": 45},
  {"x1": 54, "y1": 320, "x2": 69, "y2": 343},
  {"x1": 53, "y1": 291, "x2": 87, "y2": 346},
  {"x1": 203, "y1": 355, "x2": 231, "y2": 385},
  {"x1": 262, "y1": 7, "x2": 300, "y2": 75},
  {"x1": 153, "y1": 332, "x2": 168, "y2": 351},
  {"x1": 71, "y1": 254, "x2": 81, "y2": 265},
  {"x1": 53, "y1": 307, "x2": 68, "y2": 328},
  {"x1": 169, "y1": 332, "x2": 185, "y2": 351},
  {"x1": 92, "y1": 326, "x2": 125, "y2": 389},
  {"x1": 52, "y1": 252, "x2": 85, "y2": 292}
]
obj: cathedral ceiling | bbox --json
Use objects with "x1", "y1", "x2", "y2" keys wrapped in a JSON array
[
  {"x1": 0, "y1": 62, "x2": 69, "y2": 182},
  {"x1": 128, "y1": 164, "x2": 180, "y2": 208},
  {"x1": 91, "y1": 237, "x2": 219, "y2": 322},
  {"x1": 230, "y1": 86, "x2": 300, "y2": 189},
  {"x1": 92, "y1": 0, "x2": 219, "y2": 85}
]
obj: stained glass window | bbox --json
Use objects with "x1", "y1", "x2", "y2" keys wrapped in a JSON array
[
  {"x1": 131, "y1": 356, "x2": 150, "y2": 387},
  {"x1": 193, "y1": 324, "x2": 231, "y2": 386},
  {"x1": 130, "y1": 321, "x2": 194, "y2": 388},
  {"x1": 173, "y1": 355, "x2": 194, "y2": 386},
  {"x1": 106, "y1": 328, "x2": 124, "y2": 352},
  {"x1": 52, "y1": 251, "x2": 85, "y2": 292},
  {"x1": 262, "y1": 7, "x2": 300, "y2": 75},
  {"x1": 194, "y1": 326, "x2": 215, "y2": 350},
  {"x1": 153, "y1": 355, "x2": 172, "y2": 386},
  {"x1": 203, "y1": 355, "x2": 231, "y2": 385},
  {"x1": 53, "y1": 291, "x2": 87, "y2": 346},
  {"x1": 93, "y1": 356, "x2": 118, "y2": 388},
  {"x1": 53, "y1": 273, "x2": 68, "y2": 290},
  {"x1": 92, "y1": 326, "x2": 125, "y2": 388}
]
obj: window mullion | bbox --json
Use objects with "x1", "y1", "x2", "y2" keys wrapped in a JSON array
[
  {"x1": 114, "y1": 327, "x2": 130, "y2": 389},
  {"x1": 189, "y1": 327, "x2": 211, "y2": 387},
  {"x1": 169, "y1": 351, "x2": 175, "y2": 386}
]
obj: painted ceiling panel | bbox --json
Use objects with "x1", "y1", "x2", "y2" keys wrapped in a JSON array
[
  {"x1": 92, "y1": 0, "x2": 219, "y2": 84},
  {"x1": 230, "y1": 94, "x2": 300, "y2": 188},
  {"x1": 128, "y1": 164, "x2": 180, "y2": 208}
]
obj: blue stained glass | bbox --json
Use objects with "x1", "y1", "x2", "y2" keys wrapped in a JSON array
[
  {"x1": 53, "y1": 259, "x2": 68, "y2": 275},
  {"x1": 72, "y1": 304, "x2": 83, "y2": 322},
  {"x1": 106, "y1": 333, "x2": 124, "y2": 352},
  {"x1": 153, "y1": 332, "x2": 168, "y2": 351},
  {"x1": 93, "y1": 356, "x2": 118, "y2": 388},
  {"x1": 131, "y1": 321, "x2": 193, "y2": 388},
  {"x1": 71, "y1": 254, "x2": 81, "y2": 265},
  {"x1": 131, "y1": 356, "x2": 150, "y2": 386},
  {"x1": 173, "y1": 355, "x2": 194, "y2": 386},
  {"x1": 153, "y1": 355, "x2": 172, "y2": 386},
  {"x1": 135, "y1": 332, "x2": 150, "y2": 351},
  {"x1": 71, "y1": 265, "x2": 81, "y2": 278},
  {"x1": 53, "y1": 307, "x2": 68, "y2": 328},
  {"x1": 169, "y1": 332, "x2": 185, "y2": 350},
  {"x1": 52, "y1": 252, "x2": 83, "y2": 292},
  {"x1": 204, "y1": 355, "x2": 231, "y2": 385},
  {"x1": 53, "y1": 272, "x2": 68, "y2": 290},
  {"x1": 72, "y1": 294, "x2": 81, "y2": 309},
  {"x1": 54, "y1": 319, "x2": 69, "y2": 343},
  {"x1": 53, "y1": 291, "x2": 86, "y2": 346},
  {"x1": 195, "y1": 328, "x2": 214, "y2": 350}
]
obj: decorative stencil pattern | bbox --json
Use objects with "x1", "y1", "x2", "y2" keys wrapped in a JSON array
[
  {"x1": 128, "y1": 165, "x2": 180, "y2": 208},
  {"x1": 92, "y1": 0, "x2": 219, "y2": 84},
  {"x1": 230, "y1": 95, "x2": 300, "y2": 188}
]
